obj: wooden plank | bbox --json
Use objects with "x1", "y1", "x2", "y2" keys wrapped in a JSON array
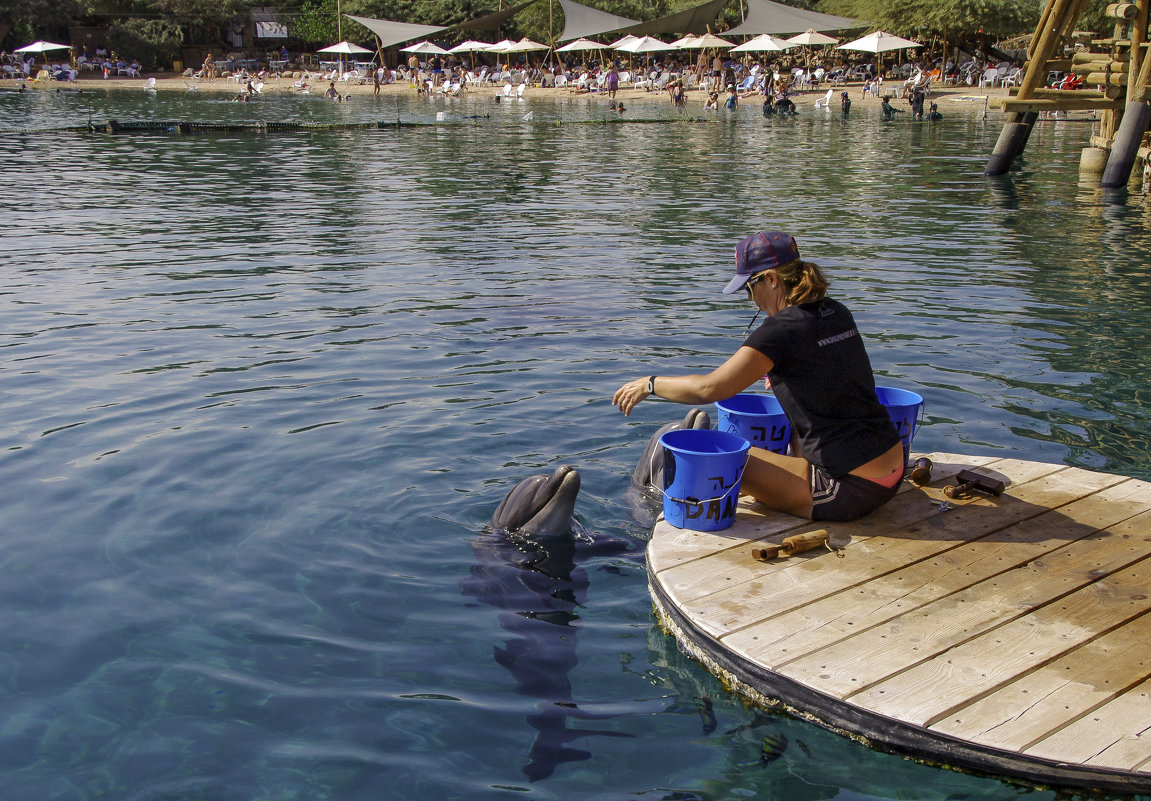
[
  {"x1": 723, "y1": 477, "x2": 1151, "y2": 673},
  {"x1": 647, "y1": 453, "x2": 993, "y2": 574},
  {"x1": 667, "y1": 462, "x2": 1109, "y2": 640},
  {"x1": 850, "y1": 505, "x2": 1151, "y2": 725},
  {"x1": 933, "y1": 604, "x2": 1151, "y2": 750},
  {"x1": 770, "y1": 469, "x2": 1131, "y2": 700},
  {"x1": 999, "y1": 98, "x2": 1126, "y2": 112},
  {"x1": 1026, "y1": 672, "x2": 1151, "y2": 768},
  {"x1": 649, "y1": 455, "x2": 1004, "y2": 602}
]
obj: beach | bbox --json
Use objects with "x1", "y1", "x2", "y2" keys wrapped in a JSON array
[{"x1": 11, "y1": 68, "x2": 1012, "y2": 109}]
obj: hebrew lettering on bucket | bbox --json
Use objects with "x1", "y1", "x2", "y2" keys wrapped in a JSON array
[{"x1": 684, "y1": 494, "x2": 738, "y2": 522}]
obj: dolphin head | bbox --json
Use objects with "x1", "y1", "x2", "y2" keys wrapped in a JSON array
[
  {"x1": 489, "y1": 465, "x2": 581, "y2": 535},
  {"x1": 631, "y1": 408, "x2": 711, "y2": 491}
]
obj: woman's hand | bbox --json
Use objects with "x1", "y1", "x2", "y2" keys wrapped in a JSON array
[{"x1": 612, "y1": 377, "x2": 650, "y2": 417}]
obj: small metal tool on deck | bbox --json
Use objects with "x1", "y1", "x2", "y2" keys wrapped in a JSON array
[
  {"x1": 944, "y1": 469, "x2": 1006, "y2": 499},
  {"x1": 909, "y1": 457, "x2": 933, "y2": 485},
  {"x1": 752, "y1": 529, "x2": 830, "y2": 561}
]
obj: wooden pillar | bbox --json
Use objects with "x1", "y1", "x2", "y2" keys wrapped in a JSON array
[
  {"x1": 1102, "y1": 0, "x2": 1151, "y2": 186},
  {"x1": 986, "y1": 0, "x2": 1081, "y2": 175}
]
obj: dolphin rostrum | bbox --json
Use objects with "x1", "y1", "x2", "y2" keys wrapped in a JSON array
[{"x1": 488, "y1": 465, "x2": 581, "y2": 535}]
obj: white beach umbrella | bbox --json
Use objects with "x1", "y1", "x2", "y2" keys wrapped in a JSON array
[
  {"x1": 692, "y1": 32, "x2": 735, "y2": 49},
  {"x1": 618, "y1": 36, "x2": 674, "y2": 54},
  {"x1": 556, "y1": 38, "x2": 609, "y2": 53},
  {"x1": 317, "y1": 41, "x2": 373, "y2": 55},
  {"x1": 400, "y1": 40, "x2": 451, "y2": 55},
  {"x1": 730, "y1": 33, "x2": 794, "y2": 53},
  {"x1": 669, "y1": 34, "x2": 700, "y2": 49},
  {"x1": 448, "y1": 39, "x2": 495, "y2": 54},
  {"x1": 836, "y1": 30, "x2": 922, "y2": 54},
  {"x1": 317, "y1": 41, "x2": 373, "y2": 76},
  {"x1": 14, "y1": 40, "x2": 71, "y2": 66},
  {"x1": 786, "y1": 29, "x2": 839, "y2": 47},
  {"x1": 504, "y1": 38, "x2": 549, "y2": 54},
  {"x1": 608, "y1": 34, "x2": 639, "y2": 49},
  {"x1": 485, "y1": 39, "x2": 518, "y2": 54}
]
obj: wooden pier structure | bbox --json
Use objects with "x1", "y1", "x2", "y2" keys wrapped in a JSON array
[
  {"x1": 986, "y1": 0, "x2": 1151, "y2": 187},
  {"x1": 648, "y1": 453, "x2": 1151, "y2": 794}
]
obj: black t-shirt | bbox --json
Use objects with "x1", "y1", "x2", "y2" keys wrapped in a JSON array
[{"x1": 743, "y1": 297, "x2": 899, "y2": 477}]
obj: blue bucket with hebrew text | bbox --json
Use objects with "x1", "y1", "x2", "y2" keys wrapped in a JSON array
[
  {"x1": 659, "y1": 429, "x2": 751, "y2": 531},
  {"x1": 875, "y1": 385, "x2": 925, "y2": 465},
  {"x1": 715, "y1": 393, "x2": 792, "y2": 454}
]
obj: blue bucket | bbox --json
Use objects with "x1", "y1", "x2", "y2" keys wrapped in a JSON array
[
  {"x1": 715, "y1": 393, "x2": 792, "y2": 454},
  {"x1": 875, "y1": 385, "x2": 925, "y2": 465},
  {"x1": 659, "y1": 429, "x2": 751, "y2": 531}
]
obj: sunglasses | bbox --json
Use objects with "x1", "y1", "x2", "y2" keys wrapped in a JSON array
[{"x1": 744, "y1": 272, "x2": 769, "y2": 297}]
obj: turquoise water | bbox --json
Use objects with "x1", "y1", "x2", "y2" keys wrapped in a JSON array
[{"x1": 2, "y1": 87, "x2": 1151, "y2": 800}]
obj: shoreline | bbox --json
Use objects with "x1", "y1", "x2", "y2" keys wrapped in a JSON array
[{"x1": 8, "y1": 70, "x2": 1013, "y2": 109}]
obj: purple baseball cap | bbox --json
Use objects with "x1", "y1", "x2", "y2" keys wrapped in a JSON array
[{"x1": 722, "y1": 232, "x2": 801, "y2": 295}]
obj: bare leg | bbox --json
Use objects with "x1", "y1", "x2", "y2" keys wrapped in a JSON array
[{"x1": 740, "y1": 447, "x2": 812, "y2": 518}]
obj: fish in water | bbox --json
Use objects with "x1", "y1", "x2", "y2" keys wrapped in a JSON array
[
  {"x1": 760, "y1": 731, "x2": 789, "y2": 764},
  {"x1": 464, "y1": 466, "x2": 636, "y2": 781}
]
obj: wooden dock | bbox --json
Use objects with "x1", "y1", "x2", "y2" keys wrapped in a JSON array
[{"x1": 648, "y1": 453, "x2": 1151, "y2": 794}]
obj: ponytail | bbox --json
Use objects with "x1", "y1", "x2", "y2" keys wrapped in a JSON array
[{"x1": 774, "y1": 259, "x2": 828, "y2": 306}]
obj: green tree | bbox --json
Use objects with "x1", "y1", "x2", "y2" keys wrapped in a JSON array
[
  {"x1": 107, "y1": 17, "x2": 184, "y2": 66},
  {"x1": 1, "y1": 0, "x2": 83, "y2": 51},
  {"x1": 150, "y1": 0, "x2": 241, "y2": 46},
  {"x1": 819, "y1": 0, "x2": 1041, "y2": 40},
  {"x1": 293, "y1": 0, "x2": 339, "y2": 44}
]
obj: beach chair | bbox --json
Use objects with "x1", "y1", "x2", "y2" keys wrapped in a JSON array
[
  {"x1": 979, "y1": 67, "x2": 1000, "y2": 89},
  {"x1": 813, "y1": 88, "x2": 832, "y2": 108},
  {"x1": 502, "y1": 83, "x2": 513, "y2": 99},
  {"x1": 1001, "y1": 67, "x2": 1023, "y2": 88},
  {"x1": 142, "y1": 77, "x2": 156, "y2": 90},
  {"x1": 515, "y1": 83, "x2": 526, "y2": 100},
  {"x1": 554, "y1": 73, "x2": 568, "y2": 88}
]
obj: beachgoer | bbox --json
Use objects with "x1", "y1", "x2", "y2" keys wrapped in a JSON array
[
  {"x1": 704, "y1": 92, "x2": 719, "y2": 111},
  {"x1": 928, "y1": 102, "x2": 943, "y2": 121},
  {"x1": 612, "y1": 232, "x2": 904, "y2": 522},
  {"x1": 373, "y1": 70, "x2": 381, "y2": 95},
  {"x1": 841, "y1": 91, "x2": 851, "y2": 116},
  {"x1": 407, "y1": 53, "x2": 419, "y2": 86},
  {"x1": 910, "y1": 86, "x2": 926, "y2": 120},
  {"x1": 606, "y1": 65, "x2": 619, "y2": 100},
  {"x1": 881, "y1": 95, "x2": 903, "y2": 120},
  {"x1": 724, "y1": 84, "x2": 737, "y2": 109},
  {"x1": 325, "y1": 81, "x2": 339, "y2": 99}
]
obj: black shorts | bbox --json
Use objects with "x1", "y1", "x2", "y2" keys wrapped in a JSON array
[{"x1": 809, "y1": 465, "x2": 899, "y2": 522}]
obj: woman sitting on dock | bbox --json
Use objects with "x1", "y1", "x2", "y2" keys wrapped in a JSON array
[{"x1": 613, "y1": 232, "x2": 904, "y2": 522}]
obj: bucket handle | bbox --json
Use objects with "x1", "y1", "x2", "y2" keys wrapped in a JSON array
[{"x1": 659, "y1": 464, "x2": 746, "y2": 507}]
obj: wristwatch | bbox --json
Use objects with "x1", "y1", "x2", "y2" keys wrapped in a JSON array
[{"x1": 646, "y1": 376, "x2": 656, "y2": 394}]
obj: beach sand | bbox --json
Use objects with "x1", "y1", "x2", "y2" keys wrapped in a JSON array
[{"x1": 12, "y1": 69, "x2": 1011, "y2": 111}]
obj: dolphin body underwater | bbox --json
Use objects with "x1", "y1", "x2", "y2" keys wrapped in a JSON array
[
  {"x1": 462, "y1": 465, "x2": 636, "y2": 781},
  {"x1": 463, "y1": 411, "x2": 717, "y2": 780}
]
